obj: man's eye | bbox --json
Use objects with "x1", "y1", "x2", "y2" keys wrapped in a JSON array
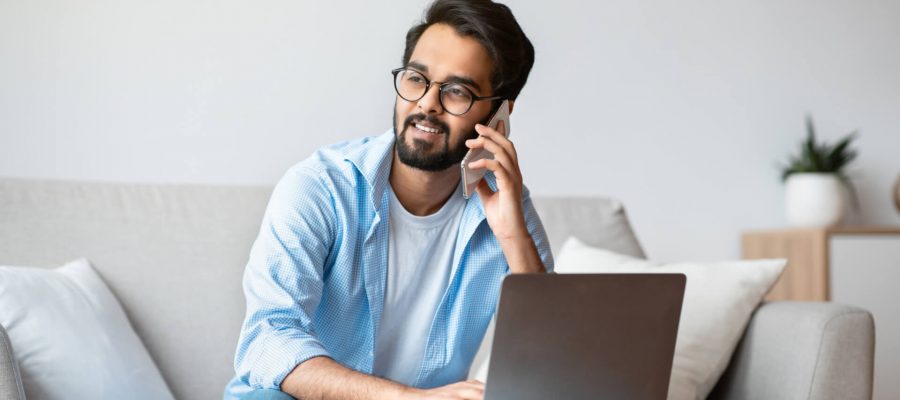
[
  {"x1": 447, "y1": 87, "x2": 469, "y2": 98},
  {"x1": 407, "y1": 75, "x2": 425, "y2": 84}
]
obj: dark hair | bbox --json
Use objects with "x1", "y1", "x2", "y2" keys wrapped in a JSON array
[{"x1": 402, "y1": 0, "x2": 535, "y2": 101}]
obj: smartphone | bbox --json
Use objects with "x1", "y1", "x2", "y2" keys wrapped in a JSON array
[{"x1": 461, "y1": 99, "x2": 511, "y2": 199}]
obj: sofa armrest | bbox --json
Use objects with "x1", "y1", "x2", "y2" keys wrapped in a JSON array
[
  {"x1": 0, "y1": 324, "x2": 25, "y2": 400},
  {"x1": 708, "y1": 301, "x2": 874, "y2": 400}
]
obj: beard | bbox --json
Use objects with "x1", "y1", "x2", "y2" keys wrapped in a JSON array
[{"x1": 393, "y1": 108, "x2": 478, "y2": 172}]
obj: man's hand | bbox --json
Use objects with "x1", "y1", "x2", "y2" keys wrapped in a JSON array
[
  {"x1": 466, "y1": 121, "x2": 545, "y2": 274},
  {"x1": 404, "y1": 380, "x2": 485, "y2": 400},
  {"x1": 466, "y1": 121, "x2": 526, "y2": 242},
  {"x1": 282, "y1": 357, "x2": 485, "y2": 400}
]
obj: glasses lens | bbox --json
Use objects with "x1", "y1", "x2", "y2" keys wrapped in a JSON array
[
  {"x1": 440, "y1": 84, "x2": 474, "y2": 115},
  {"x1": 395, "y1": 69, "x2": 427, "y2": 102}
]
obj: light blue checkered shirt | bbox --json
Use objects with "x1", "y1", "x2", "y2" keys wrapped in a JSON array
[{"x1": 224, "y1": 129, "x2": 554, "y2": 399}]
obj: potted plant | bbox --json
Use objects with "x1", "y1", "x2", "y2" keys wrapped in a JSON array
[{"x1": 781, "y1": 115, "x2": 859, "y2": 227}]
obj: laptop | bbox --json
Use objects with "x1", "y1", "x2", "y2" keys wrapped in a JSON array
[{"x1": 482, "y1": 273, "x2": 686, "y2": 400}]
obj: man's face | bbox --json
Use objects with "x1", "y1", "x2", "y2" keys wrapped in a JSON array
[{"x1": 393, "y1": 23, "x2": 496, "y2": 172}]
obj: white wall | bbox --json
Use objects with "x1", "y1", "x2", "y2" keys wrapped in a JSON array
[{"x1": 2, "y1": 0, "x2": 899, "y2": 262}]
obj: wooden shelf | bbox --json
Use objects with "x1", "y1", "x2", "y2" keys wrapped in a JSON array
[{"x1": 741, "y1": 226, "x2": 900, "y2": 301}]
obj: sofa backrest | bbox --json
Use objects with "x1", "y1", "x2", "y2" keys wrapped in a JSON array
[{"x1": 0, "y1": 178, "x2": 644, "y2": 399}]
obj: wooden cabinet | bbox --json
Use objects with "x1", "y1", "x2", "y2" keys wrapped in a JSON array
[
  {"x1": 742, "y1": 226, "x2": 900, "y2": 301},
  {"x1": 742, "y1": 226, "x2": 900, "y2": 400}
]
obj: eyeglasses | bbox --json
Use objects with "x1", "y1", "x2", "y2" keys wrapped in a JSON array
[{"x1": 391, "y1": 67, "x2": 502, "y2": 116}]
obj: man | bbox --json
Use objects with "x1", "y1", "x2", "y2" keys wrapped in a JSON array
[{"x1": 224, "y1": 1, "x2": 552, "y2": 399}]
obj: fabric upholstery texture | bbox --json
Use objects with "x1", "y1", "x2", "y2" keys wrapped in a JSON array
[
  {"x1": 0, "y1": 259, "x2": 173, "y2": 400},
  {"x1": 0, "y1": 179, "x2": 579, "y2": 399},
  {"x1": 0, "y1": 325, "x2": 25, "y2": 400},
  {"x1": 531, "y1": 196, "x2": 646, "y2": 258},
  {"x1": 0, "y1": 179, "x2": 270, "y2": 400},
  {"x1": 0, "y1": 178, "x2": 875, "y2": 400},
  {"x1": 708, "y1": 301, "x2": 875, "y2": 400}
]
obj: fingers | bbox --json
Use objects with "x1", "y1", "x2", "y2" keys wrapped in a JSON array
[
  {"x1": 468, "y1": 159, "x2": 510, "y2": 185},
  {"x1": 475, "y1": 121, "x2": 507, "y2": 142},
  {"x1": 465, "y1": 137, "x2": 518, "y2": 175},
  {"x1": 454, "y1": 380, "x2": 485, "y2": 399},
  {"x1": 465, "y1": 379, "x2": 486, "y2": 389},
  {"x1": 466, "y1": 122, "x2": 523, "y2": 206},
  {"x1": 423, "y1": 380, "x2": 484, "y2": 400},
  {"x1": 474, "y1": 123, "x2": 517, "y2": 164}
]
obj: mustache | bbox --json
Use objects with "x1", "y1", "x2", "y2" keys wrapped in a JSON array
[{"x1": 404, "y1": 113, "x2": 450, "y2": 134}]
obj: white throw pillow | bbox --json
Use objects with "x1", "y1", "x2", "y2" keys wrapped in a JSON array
[
  {"x1": 555, "y1": 237, "x2": 786, "y2": 400},
  {"x1": 0, "y1": 259, "x2": 174, "y2": 400}
]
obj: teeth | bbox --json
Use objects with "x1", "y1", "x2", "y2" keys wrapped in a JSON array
[{"x1": 415, "y1": 123, "x2": 440, "y2": 133}]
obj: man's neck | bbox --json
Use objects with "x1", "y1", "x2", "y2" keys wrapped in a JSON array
[{"x1": 388, "y1": 152, "x2": 461, "y2": 216}]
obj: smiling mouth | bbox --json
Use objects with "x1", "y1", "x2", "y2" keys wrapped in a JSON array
[{"x1": 411, "y1": 122, "x2": 443, "y2": 135}]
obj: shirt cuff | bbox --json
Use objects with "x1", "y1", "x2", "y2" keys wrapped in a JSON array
[{"x1": 251, "y1": 333, "x2": 332, "y2": 390}]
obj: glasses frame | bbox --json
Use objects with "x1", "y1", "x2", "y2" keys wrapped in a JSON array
[{"x1": 391, "y1": 67, "x2": 503, "y2": 116}]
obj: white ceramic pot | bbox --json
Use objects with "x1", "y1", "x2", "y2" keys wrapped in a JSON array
[{"x1": 785, "y1": 173, "x2": 847, "y2": 227}]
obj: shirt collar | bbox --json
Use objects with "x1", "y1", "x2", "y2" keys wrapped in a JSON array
[{"x1": 344, "y1": 129, "x2": 395, "y2": 211}]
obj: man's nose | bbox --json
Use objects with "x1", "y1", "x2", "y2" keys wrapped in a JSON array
[{"x1": 417, "y1": 84, "x2": 444, "y2": 115}]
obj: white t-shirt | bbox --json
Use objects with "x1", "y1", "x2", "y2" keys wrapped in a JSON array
[{"x1": 372, "y1": 183, "x2": 467, "y2": 385}]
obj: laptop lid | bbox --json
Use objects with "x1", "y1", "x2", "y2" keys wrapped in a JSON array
[{"x1": 483, "y1": 273, "x2": 686, "y2": 400}]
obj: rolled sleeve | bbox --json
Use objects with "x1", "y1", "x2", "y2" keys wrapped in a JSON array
[
  {"x1": 233, "y1": 165, "x2": 338, "y2": 389},
  {"x1": 248, "y1": 329, "x2": 331, "y2": 389}
]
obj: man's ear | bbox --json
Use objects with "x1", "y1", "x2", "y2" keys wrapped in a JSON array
[{"x1": 508, "y1": 100, "x2": 515, "y2": 115}]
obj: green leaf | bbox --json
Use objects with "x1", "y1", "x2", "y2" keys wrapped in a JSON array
[
  {"x1": 782, "y1": 115, "x2": 860, "y2": 178},
  {"x1": 804, "y1": 135, "x2": 824, "y2": 170},
  {"x1": 826, "y1": 131, "x2": 858, "y2": 171}
]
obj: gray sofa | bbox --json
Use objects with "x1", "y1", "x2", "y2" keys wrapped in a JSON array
[{"x1": 0, "y1": 178, "x2": 875, "y2": 399}]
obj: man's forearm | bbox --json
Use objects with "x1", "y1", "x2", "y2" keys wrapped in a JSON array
[
  {"x1": 280, "y1": 356, "x2": 413, "y2": 400},
  {"x1": 498, "y1": 234, "x2": 546, "y2": 274}
]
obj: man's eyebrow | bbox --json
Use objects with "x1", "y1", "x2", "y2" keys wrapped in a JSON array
[
  {"x1": 406, "y1": 61, "x2": 484, "y2": 93},
  {"x1": 407, "y1": 61, "x2": 429, "y2": 73},
  {"x1": 445, "y1": 75, "x2": 482, "y2": 92}
]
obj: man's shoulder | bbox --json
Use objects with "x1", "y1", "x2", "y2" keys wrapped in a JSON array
[
  {"x1": 289, "y1": 131, "x2": 392, "y2": 176},
  {"x1": 275, "y1": 131, "x2": 393, "y2": 199}
]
